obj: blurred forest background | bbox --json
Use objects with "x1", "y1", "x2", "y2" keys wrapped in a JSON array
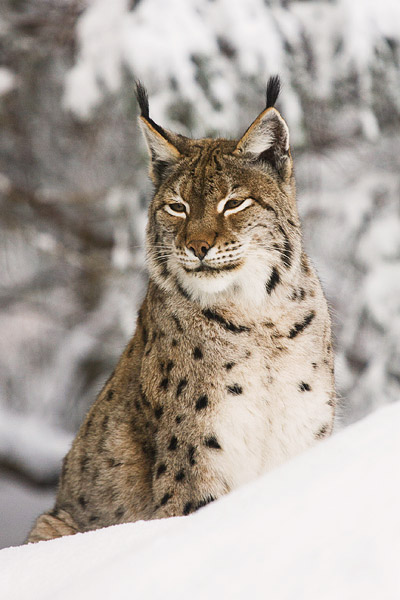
[{"x1": 0, "y1": 0, "x2": 399, "y2": 548}]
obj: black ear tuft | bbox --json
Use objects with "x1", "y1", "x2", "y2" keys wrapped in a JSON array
[
  {"x1": 265, "y1": 75, "x2": 281, "y2": 109},
  {"x1": 135, "y1": 80, "x2": 150, "y2": 119}
]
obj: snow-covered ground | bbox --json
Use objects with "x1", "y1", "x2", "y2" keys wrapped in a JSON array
[{"x1": 1, "y1": 401, "x2": 399, "y2": 600}]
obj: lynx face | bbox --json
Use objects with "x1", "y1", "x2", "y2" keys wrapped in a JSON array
[{"x1": 138, "y1": 80, "x2": 301, "y2": 305}]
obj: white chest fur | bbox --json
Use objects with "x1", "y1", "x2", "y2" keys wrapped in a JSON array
[{"x1": 210, "y1": 338, "x2": 333, "y2": 491}]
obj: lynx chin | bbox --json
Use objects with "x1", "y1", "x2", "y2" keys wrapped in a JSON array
[{"x1": 27, "y1": 76, "x2": 335, "y2": 543}]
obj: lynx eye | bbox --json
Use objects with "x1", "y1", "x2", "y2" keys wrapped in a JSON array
[
  {"x1": 218, "y1": 197, "x2": 254, "y2": 216},
  {"x1": 164, "y1": 202, "x2": 188, "y2": 218},
  {"x1": 224, "y1": 199, "x2": 244, "y2": 211}
]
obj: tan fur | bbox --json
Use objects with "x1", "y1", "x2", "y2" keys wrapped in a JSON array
[{"x1": 27, "y1": 83, "x2": 335, "y2": 543}]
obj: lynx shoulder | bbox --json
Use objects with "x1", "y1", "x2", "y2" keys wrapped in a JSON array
[{"x1": 27, "y1": 76, "x2": 335, "y2": 543}]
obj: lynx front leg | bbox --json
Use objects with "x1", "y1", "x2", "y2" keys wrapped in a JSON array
[
  {"x1": 150, "y1": 431, "x2": 229, "y2": 519},
  {"x1": 26, "y1": 508, "x2": 79, "y2": 543}
]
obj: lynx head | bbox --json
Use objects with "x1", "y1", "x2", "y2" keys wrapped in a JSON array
[{"x1": 137, "y1": 77, "x2": 301, "y2": 308}]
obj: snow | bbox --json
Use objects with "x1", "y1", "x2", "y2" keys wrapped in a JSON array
[
  {"x1": 63, "y1": 0, "x2": 290, "y2": 134},
  {"x1": 63, "y1": 0, "x2": 400, "y2": 141},
  {"x1": 0, "y1": 67, "x2": 15, "y2": 96},
  {"x1": 1, "y1": 401, "x2": 399, "y2": 599}
]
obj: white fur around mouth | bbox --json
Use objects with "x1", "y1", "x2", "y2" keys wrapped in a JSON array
[{"x1": 177, "y1": 266, "x2": 240, "y2": 296}]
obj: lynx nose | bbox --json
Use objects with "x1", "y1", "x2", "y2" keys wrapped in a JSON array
[{"x1": 187, "y1": 240, "x2": 211, "y2": 260}]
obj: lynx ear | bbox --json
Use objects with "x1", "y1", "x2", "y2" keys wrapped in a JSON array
[
  {"x1": 136, "y1": 81, "x2": 181, "y2": 184},
  {"x1": 234, "y1": 76, "x2": 291, "y2": 179}
]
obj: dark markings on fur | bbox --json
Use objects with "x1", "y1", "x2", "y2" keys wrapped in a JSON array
[
  {"x1": 196, "y1": 496, "x2": 216, "y2": 510},
  {"x1": 172, "y1": 338, "x2": 178, "y2": 347},
  {"x1": 288, "y1": 311, "x2": 315, "y2": 339},
  {"x1": 227, "y1": 384, "x2": 243, "y2": 395},
  {"x1": 188, "y1": 445, "x2": 196, "y2": 466},
  {"x1": 176, "y1": 415, "x2": 183, "y2": 424},
  {"x1": 101, "y1": 415, "x2": 109, "y2": 430},
  {"x1": 193, "y1": 346, "x2": 203, "y2": 360},
  {"x1": 202, "y1": 308, "x2": 250, "y2": 333},
  {"x1": 172, "y1": 314, "x2": 183, "y2": 333},
  {"x1": 301, "y1": 253, "x2": 310, "y2": 274},
  {"x1": 168, "y1": 435, "x2": 178, "y2": 451},
  {"x1": 312, "y1": 362, "x2": 318, "y2": 369},
  {"x1": 288, "y1": 218, "x2": 297, "y2": 227},
  {"x1": 97, "y1": 438, "x2": 105, "y2": 453},
  {"x1": 141, "y1": 326, "x2": 148, "y2": 346},
  {"x1": 127, "y1": 342, "x2": 135, "y2": 357},
  {"x1": 140, "y1": 387, "x2": 150, "y2": 407},
  {"x1": 266, "y1": 267, "x2": 280, "y2": 294},
  {"x1": 80, "y1": 456, "x2": 89, "y2": 474},
  {"x1": 224, "y1": 361, "x2": 235, "y2": 370},
  {"x1": 299, "y1": 288, "x2": 306, "y2": 300},
  {"x1": 154, "y1": 405, "x2": 164, "y2": 420},
  {"x1": 299, "y1": 382, "x2": 311, "y2": 392},
  {"x1": 183, "y1": 502, "x2": 193, "y2": 515},
  {"x1": 134, "y1": 399, "x2": 141, "y2": 412},
  {"x1": 115, "y1": 507, "x2": 125, "y2": 519},
  {"x1": 160, "y1": 377, "x2": 169, "y2": 391},
  {"x1": 160, "y1": 492, "x2": 172, "y2": 506},
  {"x1": 166, "y1": 360, "x2": 174, "y2": 374},
  {"x1": 108, "y1": 458, "x2": 123, "y2": 468},
  {"x1": 204, "y1": 436, "x2": 222, "y2": 449},
  {"x1": 89, "y1": 515, "x2": 99, "y2": 523},
  {"x1": 264, "y1": 203, "x2": 278, "y2": 214},
  {"x1": 175, "y1": 469, "x2": 185, "y2": 482},
  {"x1": 253, "y1": 199, "x2": 278, "y2": 215},
  {"x1": 159, "y1": 261, "x2": 170, "y2": 279},
  {"x1": 107, "y1": 389, "x2": 114, "y2": 401},
  {"x1": 278, "y1": 225, "x2": 292, "y2": 269},
  {"x1": 327, "y1": 397, "x2": 335, "y2": 407},
  {"x1": 316, "y1": 424, "x2": 329, "y2": 439},
  {"x1": 156, "y1": 463, "x2": 167, "y2": 478},
  {"x1": 177, "y1": 378, "x2": 187, "y2": 397},
  {"x1": 195, "y1": 394, "x2": 208, "y2": 410},
  {"x1": 84, "y1": 417, "x2": 93, "y2": 436},
  {"x1": 175, "y1": 279, "x2": 191, "y2": 300},
  {"x1": 141, "y1": 441, "x2": 156, "y2": 462},
  {"x1": 213, "y1": 153, "x2": 222, "y2": 171},
  {"x1": 78, "y1": 495, "x2": 87, "y2": 509}
]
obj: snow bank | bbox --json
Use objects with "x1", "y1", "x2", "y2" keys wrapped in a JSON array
[{"x1": 1, "y1": 402, "x2": 399, "y2": 599}]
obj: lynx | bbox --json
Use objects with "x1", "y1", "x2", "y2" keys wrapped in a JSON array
[{"x1": 27, "y1": 76, "x2": 335, "y2": 543}]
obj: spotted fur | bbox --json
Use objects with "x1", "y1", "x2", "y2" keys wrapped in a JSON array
[{"x1": 27, "y1": 77, "x2": 335, "y2": 543}]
